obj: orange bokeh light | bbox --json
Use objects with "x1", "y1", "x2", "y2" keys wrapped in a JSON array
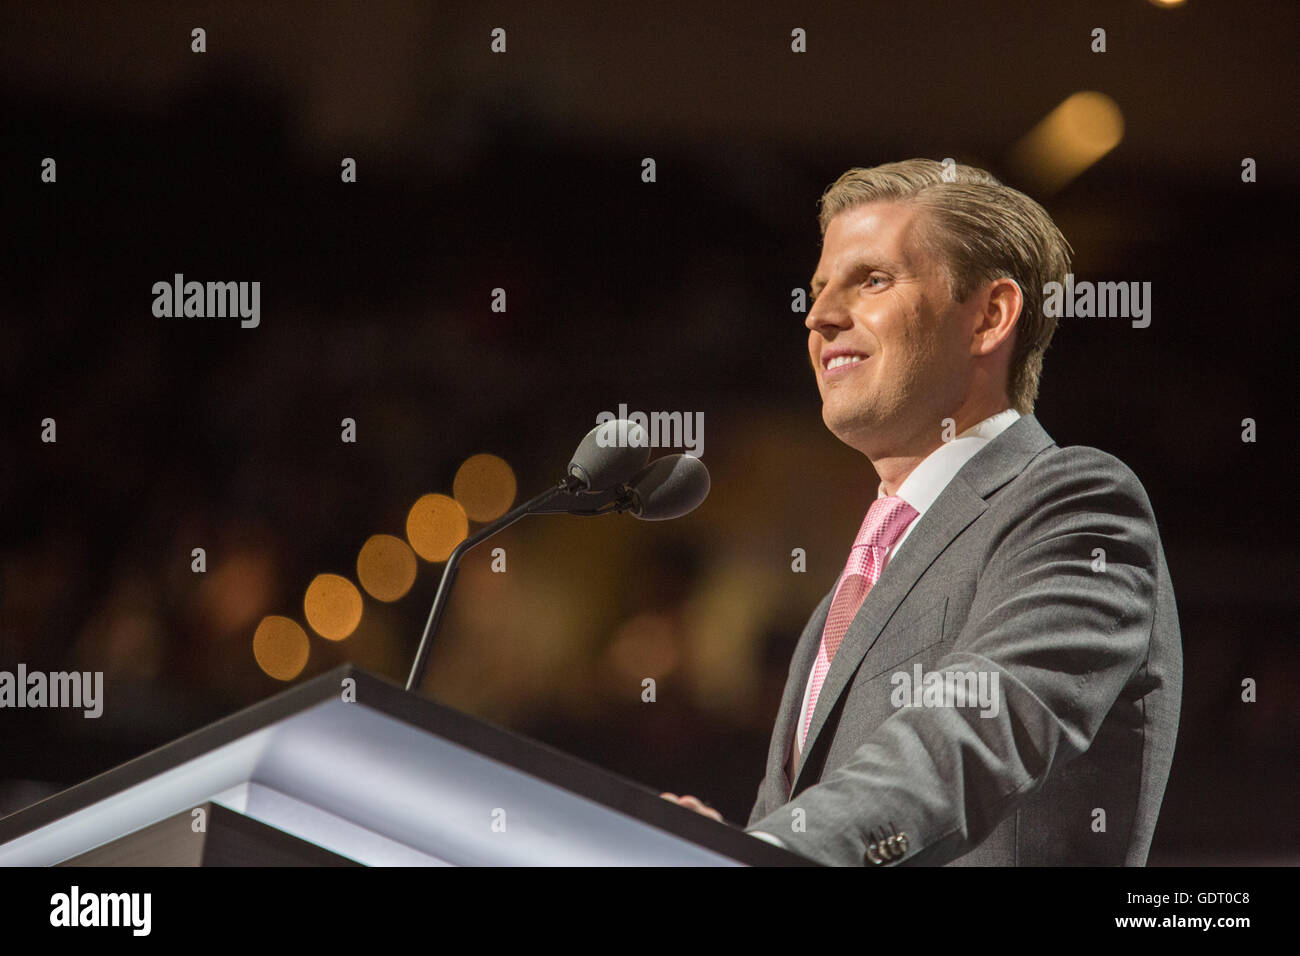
[
  {"x1": 453, "y1": 453, "x2": 518, "y2": 523},
  {"x1": 253, "y1": 615, "x2": 310, "y2": 680},
  {"x1": 406, "y1": 494, "x2": 469, "y2": 562},
  {"x1": 303, "y1": 573, "x2": 364, "y2": 640},
  {"x1": 357, "y1": 533, "x2": 418, "y2": 602}
]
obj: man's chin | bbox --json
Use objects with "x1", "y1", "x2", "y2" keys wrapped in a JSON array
[{"x1": 822, "y1": 406, "x2": 881, "y2": 453}]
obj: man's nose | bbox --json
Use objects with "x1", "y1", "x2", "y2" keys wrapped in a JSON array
[{"x1": 805, "y1": 289, "x2": 852, "y2": 333}]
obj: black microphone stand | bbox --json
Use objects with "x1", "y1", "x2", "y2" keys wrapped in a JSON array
[{"x1": 404, "y1": 478, "x2": 630, "y2": 692}]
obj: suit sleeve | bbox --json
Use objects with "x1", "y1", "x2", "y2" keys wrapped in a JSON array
[
  {"x1": 744, "y1": 447, "x2": 1158, "y2": 866},
  {"x1": 748, "y1": 777, "x2": 770, "y2": 828}
]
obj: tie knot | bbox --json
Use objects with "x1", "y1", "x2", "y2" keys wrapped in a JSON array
[{"x1": 853, "y1": 495, "x2": 919, "y2": 552}]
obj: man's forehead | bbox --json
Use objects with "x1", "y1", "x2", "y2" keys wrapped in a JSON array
[{"x1": 813, "y1": 201, "x2": 928, "y2": 279}]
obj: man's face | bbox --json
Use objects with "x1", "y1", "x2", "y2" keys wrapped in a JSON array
[{"x1": 806, "y1": 200, "x2": 976, "y2": 456}]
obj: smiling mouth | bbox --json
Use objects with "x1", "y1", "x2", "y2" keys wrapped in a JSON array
[{"x1": 824, "y1": 354, "x2": 868, "y2": 373}]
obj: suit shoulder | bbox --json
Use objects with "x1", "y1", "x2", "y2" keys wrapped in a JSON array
[
  {"x1": 1019, "y1": 442, "x2": 1154, "y2": 513},
  {"x1": 968, "y1": 441, "x2": 1165, "y2": 604},
  {"x1": 991, "y1": 442, "x2": 1163, "y2": 566}
]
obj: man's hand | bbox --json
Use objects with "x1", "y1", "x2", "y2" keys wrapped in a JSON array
[{"x1": 660, "y1": 792, "x2": 724, "y2": 822}]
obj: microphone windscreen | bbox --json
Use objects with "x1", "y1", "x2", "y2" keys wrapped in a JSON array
[
  {"x1": 626, "y1": 455, "x2": 710, "y2": 520},
  {"x1": 568, "y1": 419, "x2": 651, "y2": 492}
]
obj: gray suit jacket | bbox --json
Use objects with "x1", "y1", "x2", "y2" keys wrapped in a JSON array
[{"x1": 746, "y1": 413, "x2": 1182, "y2": 866}]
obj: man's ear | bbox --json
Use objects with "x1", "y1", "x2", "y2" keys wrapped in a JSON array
[{"x1": 972, "y1": 277, "x2": 1022, "y2": 357}]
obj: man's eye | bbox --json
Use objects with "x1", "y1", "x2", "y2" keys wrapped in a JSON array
[{"x1": 863, "y1": 274, "x2": 889, "y2": 289}]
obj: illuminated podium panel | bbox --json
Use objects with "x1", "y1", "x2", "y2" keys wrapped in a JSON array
[{"x1": 0, "y1": 666, "x2": 809, "y2": 867}]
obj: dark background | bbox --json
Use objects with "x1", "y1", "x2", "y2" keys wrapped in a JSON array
[{"x1": 1, "y1": 1, "x2": 1296, "y2": 864}]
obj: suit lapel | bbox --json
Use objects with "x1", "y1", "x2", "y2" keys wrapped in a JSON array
[
  {"x1": 791, "y1": 414, "x2": 1057, "y2": 792},
  {"x1": 763, "y1": 589, "x2": 833, "y2": 799}
]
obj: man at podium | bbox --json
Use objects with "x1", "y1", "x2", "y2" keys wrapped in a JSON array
[{"x1": 665, "y1": 159, "x2": 1182, "y2": 867}]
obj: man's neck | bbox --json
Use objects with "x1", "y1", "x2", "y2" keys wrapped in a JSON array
[
  {"x1": 871, "y1": 401, "x2": 1013, "y2": 496},
  {"x1": 874, "y1": 448, "x2": 936, "y2": 498}
]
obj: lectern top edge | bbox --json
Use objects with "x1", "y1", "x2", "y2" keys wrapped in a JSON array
[{"x1": 0, "y1": 665, "x2": 813, "y2": 866}]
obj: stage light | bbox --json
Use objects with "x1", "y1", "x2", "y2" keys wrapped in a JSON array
[
  {"x1": 453, "y1": 453, "x2": 518, "y2": 523},
  {"x1": 406, "y1": 493, "x2": 469, "y2": 562},
  {"x1": 252, "y1": 615, "x2": 310, "y2": 680},
  {"x1": 356, "y1": 533, "x2": 418, "y2": 602},
  {"x1": 1008, "y1": 91, "x2": 1124, "y2": 193},
  {"x1": 303, "y1": 573, "x2": 363, "y2": 640}
]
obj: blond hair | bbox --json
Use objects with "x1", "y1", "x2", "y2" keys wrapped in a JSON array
[{"x1": 817, "y1": 159, "x2": 1072, "y2": 414}]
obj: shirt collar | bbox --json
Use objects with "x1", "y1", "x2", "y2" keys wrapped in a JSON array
[{"x1": 878, "y1": 408, "x2": 1022, "y2": 517}]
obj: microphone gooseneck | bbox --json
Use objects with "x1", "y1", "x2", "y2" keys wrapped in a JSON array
[{"x1": 405, "y1": 422, "x2": 710, "y2": 692}]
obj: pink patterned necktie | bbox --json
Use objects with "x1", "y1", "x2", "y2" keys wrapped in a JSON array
[{"x1": 801, "y1": 495, "x2": 919, "y2": 748}]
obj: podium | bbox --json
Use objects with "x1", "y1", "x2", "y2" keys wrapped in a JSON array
[{"x1": 0, "y1": 666, "x2": 811, "y2": 866}]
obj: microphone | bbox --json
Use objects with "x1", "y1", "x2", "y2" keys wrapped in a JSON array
[
  {"x1": 622, "y1": 454, "x2": 711, "y2": 520},
  {"x1": 566, "y1": 419, "x2": 651, "y2": 492},
  {"x1": 530, "y1": 454, "x2": 711, "y2": 519},
  {"x1": 405, "y1": 421, "x2": 705, "y2": 691}
]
